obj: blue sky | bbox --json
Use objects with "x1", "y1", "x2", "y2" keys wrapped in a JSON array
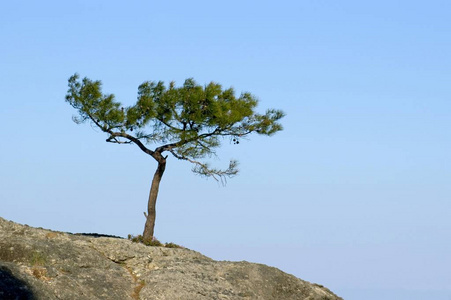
[{"x1": 1, "y1": 1, "x2": 450, "y2": 299}]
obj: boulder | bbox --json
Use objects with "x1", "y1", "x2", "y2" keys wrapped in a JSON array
[{"x1": 0, "y1": 217, "x2": 342, "y2": 300}]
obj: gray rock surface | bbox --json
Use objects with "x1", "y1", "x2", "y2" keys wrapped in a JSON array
[{"x1": 0, "y1": 217, "x2": 342, "y2": 300}]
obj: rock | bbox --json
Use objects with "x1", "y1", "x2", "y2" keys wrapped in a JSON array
[{"x1": 0, "y1": 217, "x2": 342, "y2": 300}]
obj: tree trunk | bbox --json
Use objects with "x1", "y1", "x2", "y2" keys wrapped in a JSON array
[{"x1": 142, "y1": 157, "x2": 166, "y2": 243}]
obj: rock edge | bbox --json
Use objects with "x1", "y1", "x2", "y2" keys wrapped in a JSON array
[{"x1": 0, "y1": 217, "x2": 342, "y2": 300}]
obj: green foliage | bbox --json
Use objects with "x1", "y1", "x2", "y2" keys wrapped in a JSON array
[
  {"x1": 128, "y1": 234, "x2": 162, "y2": 246},
  {"x1": 66, "y1": 74, "x2": 285, "y2": 180},
  {"x1": 164, "y1": 242, "x2": 183, "y2": 249},
  {"x1": 127, "y1": 234, "x2": 183, "y2": 248}
]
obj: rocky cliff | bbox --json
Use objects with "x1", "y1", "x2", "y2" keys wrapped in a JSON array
[{"x1": 0, "y1": 217, "x2": 342, "y2": 300}]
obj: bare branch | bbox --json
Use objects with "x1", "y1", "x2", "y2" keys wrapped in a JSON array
[
  {"x1": 106, "y1": 136, "x2": 132, "y2": 144},
  {"x1": 109, "y1": 131, "x2": 157, "y2": 157}
]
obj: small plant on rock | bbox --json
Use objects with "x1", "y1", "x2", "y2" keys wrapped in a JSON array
[
  {"x1": 164, "y1": 242, "x2": 183, "y2": 249},
  {"x1": 128, "y1": 234, "x2": 162, "y2": 247},
  {"x1": 127, "y1": 234, "x2": 183, "y2": 248}
]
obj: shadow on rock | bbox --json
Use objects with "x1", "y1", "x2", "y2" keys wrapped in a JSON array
[{"x1": 0, "y1": 266, "x2": 35, "y2": 300}]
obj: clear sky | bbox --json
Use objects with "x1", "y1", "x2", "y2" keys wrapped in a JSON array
[{"x1": 1, "y1": 1, "x2": 450, "y2": 299}]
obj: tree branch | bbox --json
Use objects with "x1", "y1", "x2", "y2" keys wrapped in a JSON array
[
  {"x1": 156, "y1": 126, "x2": 222, "y2": 153},
  {"x1": 109, "y1": 131, "x2": 157, "y2": 158},
  {"x1": 169, "y1": 150, "x2": 238, "y2": 184},
  {"x1": 106, "y1": 136, "x2": 132, "y2": 144},
  {"x1": 157, "y1": 118, "x2": 183, "y2": 132},
  {"x1": 84, "y1": 111, "x2": 158, "y2": 159}
]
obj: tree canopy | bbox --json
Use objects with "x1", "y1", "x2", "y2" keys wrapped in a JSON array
[{"x1": 66, "y1": 74, "x2": 284, "y2": 180}]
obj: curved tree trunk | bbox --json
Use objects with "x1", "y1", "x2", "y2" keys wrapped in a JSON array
[{"x1": 142, "y1": 158, "x2": 166, "y2": 243}]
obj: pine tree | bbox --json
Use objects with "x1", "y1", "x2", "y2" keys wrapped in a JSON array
[{"x1": 66, "y1": 74, "x2": 285, "y2": 243}]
